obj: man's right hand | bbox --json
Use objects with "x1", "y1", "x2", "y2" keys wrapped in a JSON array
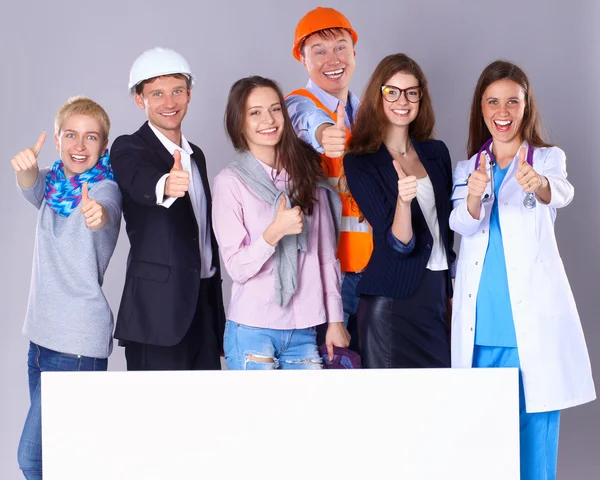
[
  {"x1": 165, "y1": 150, "x2": 190, "y2": 198},
  {"x1": 317, "y1": 103, "x2": 347, "y2": 159},
  {"x1": 11, "y1": 132, "x2": 45, "y2": 173}
]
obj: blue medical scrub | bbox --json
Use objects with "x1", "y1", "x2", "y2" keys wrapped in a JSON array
[{"x1": 473, "y1": 161, "x2": 560, "y2": 480}]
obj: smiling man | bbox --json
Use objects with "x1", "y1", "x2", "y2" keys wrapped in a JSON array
[
  {"x1": 110, "y1": 47, "x2": 225, "y2": 371},
  {"x1": 286, "y1": 8, "x2": 372, "y2": 352}
]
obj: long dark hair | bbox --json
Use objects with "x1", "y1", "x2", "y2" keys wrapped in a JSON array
[
  {"x1": 468, "y1": 60, "x2": 551, "y2": 158},
  {"x1": 347, "y1": 53, "x2": 435, "y2": 155},
  {"x1": 225, "y1": 76, "x2": 324, "y2": 214}
]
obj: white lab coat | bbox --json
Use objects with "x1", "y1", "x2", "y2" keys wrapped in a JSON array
[{"x1": 450, "y1": 145, "x2": 595, "y2": 413}]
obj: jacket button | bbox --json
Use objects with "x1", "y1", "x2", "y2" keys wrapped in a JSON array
[
  {"x1": 192, "y1": 237, "x2": 198, "y2": 242},
  {"x1": 468, "y1": 294, "x2": 472, "y2": 298},
  {"x1": 475, "y1": 261, "x2": 478, "y2": 265},
  {"x1": 426, "y1": 244, "x2": 432, "y2": 249},
  {"x1": 482, "y1": 230, "x2": 485, "y2": 234},
  {"x1": 504, "y1": 202, "x2": 508, "y2": 206}
]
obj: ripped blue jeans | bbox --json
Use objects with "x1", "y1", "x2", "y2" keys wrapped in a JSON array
[{"x1": 224, "y1": 321, "x2": 322, "y2": 370}]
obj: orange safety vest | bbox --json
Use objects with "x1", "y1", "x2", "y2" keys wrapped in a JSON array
[{"x1": 286, "y1": 89, "x2": 373, "y2": 273}]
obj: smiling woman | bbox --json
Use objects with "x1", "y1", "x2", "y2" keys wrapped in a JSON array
[
  {"x1": 450, "y1": 60, "x2": 596, "y2": 480},
  {"x1": 212, "y1": 75, "x2": 350, "y2": 370},
  {"x1": 343, "y1": 53, "x2": 455, "y2": 370},
  {"x1": 10, "y1": 96, "x2": 121, "y2": 480}
]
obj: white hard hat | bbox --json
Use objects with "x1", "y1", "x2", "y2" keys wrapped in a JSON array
[{"x1": 128, "y1": 47, "x2": 196, "y2": 94}]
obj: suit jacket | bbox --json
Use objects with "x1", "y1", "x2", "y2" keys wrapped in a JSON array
[
  {"x1": 343, "y1": 139, "x2": 456, "y2": 300},
  {"x1": 110, "y1": 122, "x2": 225, "y2": 347}
]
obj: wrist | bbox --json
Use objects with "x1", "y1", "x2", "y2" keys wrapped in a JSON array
[{"x1": 263, "y1": 223, "x2": 283, "y2": 246}]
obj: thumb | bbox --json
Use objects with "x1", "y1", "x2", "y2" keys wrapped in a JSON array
[
  {"x1": 335, "y1": 103, "x2": 345, "y2": 130},
  {"x1": 173, "y1": 150, "x2": 183, "y2": 170},
  {"x1": 277, "y1": 196, "x2": 287, "y2": 212},
  {"x1": 32, "y1": 131, "x2": 46, "y2": 157},
  {"x1": 393, "y1": 160, "x2": 407, "y2": 179},
  {"x1": 326, "y1": 340, "x2": 334, "y2": 362},
  {"x1": 81, "y1": 182, "x2": 89, "y2": 203},
  {"x1": 518, "y1": 146, "x2": 527, "y2": 167},
  {"x1": 478, "y1": 153, "x2": 488, "y2": 174}
]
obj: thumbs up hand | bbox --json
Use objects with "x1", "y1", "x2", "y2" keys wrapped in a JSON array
[
  {"x1": 80, "y1": 182, "x2": 107, "y2": 230},
  {"x1": 515, "y1": 146, "x2": 542, "y2": 193},
  {"x1": 12, "y1": 132, "x2": 47, "y2": 189},
  {"x1": 393, "y1": 160, "x2": 418, "y2": 206},
  {"x1": 11, "y1": 132, "x2": 46, "y2": 173},
  {"x1": 263, "y1": 196, "x2": 304, "y2": 246},
  {"x1": 165, "y1": 149, "x2": 190, "y2": 198},
  {"x1": 467, "y1": 153, "x2": 491, "y2": 199},
  {"x1": 320, "y1": 103, "x2": 347, "y2": 159},
  {"x1": 273, "y1": 196, "x2": 303, "y2": 236}
]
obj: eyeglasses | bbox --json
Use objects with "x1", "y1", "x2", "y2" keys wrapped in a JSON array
[{"x1": 381, "y1": 85, "x2": 423, "y2": 103}]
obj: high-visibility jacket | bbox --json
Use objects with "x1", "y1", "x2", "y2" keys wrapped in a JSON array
[{"x1": 287, "y1": 89, "x2": 373, "y2": 273}]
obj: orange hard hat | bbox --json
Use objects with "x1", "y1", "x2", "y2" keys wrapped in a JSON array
[{"x1": 292, "y1": 7, "x2": 358, "y2": 61}]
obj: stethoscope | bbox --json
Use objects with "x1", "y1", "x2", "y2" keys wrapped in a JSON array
[{"x1": 474, "y1": 137, "x2": 537, "y2": 209}]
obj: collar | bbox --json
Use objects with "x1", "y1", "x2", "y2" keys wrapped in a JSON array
[
  {"x1": 252, "y1": 154, "x2": 289, "y2": 184},
  {"x1": 305, "y1": 79, "x2": 360, "y2": 120},
  {"x1": 148, "y1": 122, "x2": 193, "y2": 156}
]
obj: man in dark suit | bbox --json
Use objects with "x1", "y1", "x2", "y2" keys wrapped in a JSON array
[{"x1": 110, "y1": 47, "x2": 225, "y2": 370}]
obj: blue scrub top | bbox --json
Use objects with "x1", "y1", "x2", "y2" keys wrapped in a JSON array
[{"x1": 474, "y1": 162, "x2": 518, "y2": 347}]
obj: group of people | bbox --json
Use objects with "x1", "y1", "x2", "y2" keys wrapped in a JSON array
[{"x1": 11, "y1": 6, "x2": 595, "y2": 480}]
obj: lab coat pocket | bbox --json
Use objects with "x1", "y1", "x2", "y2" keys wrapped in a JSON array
[{"x1": 532, "y1": 258, "x2": 577, "y2": 317}]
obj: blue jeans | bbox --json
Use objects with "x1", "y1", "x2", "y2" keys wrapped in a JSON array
[
  {"x1": 18, "y1": 343, "x2": 108, "y2": 480},
  {"x1": 224, "y1": 321, "x2": 322, "y2": 370},
  {"x1": 472, "y1": 345, "x2": 560, "y2": 480}
]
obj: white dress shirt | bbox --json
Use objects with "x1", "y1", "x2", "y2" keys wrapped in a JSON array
[
  {"x1": 416, "y1": 175, "x2": 448, "y2": 271},
  {"x1": 149, "y1": 123, "x2": 215, "y2": 278}
]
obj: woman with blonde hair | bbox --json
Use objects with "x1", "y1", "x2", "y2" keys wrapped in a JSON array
[{"x1": 11, "y1": 96, "x2": 121, "y2": 479}]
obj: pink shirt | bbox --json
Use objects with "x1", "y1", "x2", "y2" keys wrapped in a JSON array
[{"x1": 212, "y1": 160, "x2": 343, "y2": 329}]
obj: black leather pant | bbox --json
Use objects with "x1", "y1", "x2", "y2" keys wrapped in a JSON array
[{"x1": 357, "y1": 270, "x2": 450, "y2": 369}]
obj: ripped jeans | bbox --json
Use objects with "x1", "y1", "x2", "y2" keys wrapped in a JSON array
[{"x1": 224, "y1": 321, "x2": 322, "y2": 370}]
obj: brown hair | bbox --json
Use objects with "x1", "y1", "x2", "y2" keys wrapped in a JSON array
[
  {"x1": 300, "y1": 28, "x2": 354, "y2": 58},
  {"x1": 347, "y1": 53, "x2": 435, "y2": 155},
  {"x1": 225, "y1": 76, "x2": 324, "y2": 215},
  {"x1": 468, "y1": 60, "x2": 551, "y2": 158},
  {"x1": 135, "y1": 73, "x2": 191, "y2": 96},
  {"x1": 54, "y1": 96, "x2": 110, "y2": 141}
]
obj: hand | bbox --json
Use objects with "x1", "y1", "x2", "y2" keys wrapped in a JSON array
[
  {"x1": 393, "y1": 160, "x2": 417, "y2": 206},
  {"x1": 325, "y1": 322, "x2": 351, "y2": 361},
  {"x1": 321, "y1": 103, "x2": 347, "y2": 158},
  {"x1": 81, "y1": 182, "x2": 107, "y2": 230},
  {"x1": 467, "y1": 153, "x2": 490, "y2": 198},
  {"x1": 273, "y1": 196, "x2": 303, "y2": 237},
  {"x1": 165, "y1": 150, "x2": 190, "y2": 198},
  {"x1": 11, "y1": 132, "x2": 46, "y2": 172},
  {"x1": 515, "y1": 146, "x2": 542, "y2": 193}
]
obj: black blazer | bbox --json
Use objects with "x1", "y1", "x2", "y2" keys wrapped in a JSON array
[
  {"x1": 110, "y1": 122, "x2": 225, "y2": 347},
  {"x1": 343, "y1": 139, "x2": 456, "y2": 300}
]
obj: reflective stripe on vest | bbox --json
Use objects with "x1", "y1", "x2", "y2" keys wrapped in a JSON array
[{"x1": 286, "y1": 88, "x2": 373, "y2": 273}]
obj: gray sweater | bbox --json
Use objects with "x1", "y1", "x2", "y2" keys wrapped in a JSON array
[{"x1": 18, "y1": 168, "x2": 121, "y2": 358}]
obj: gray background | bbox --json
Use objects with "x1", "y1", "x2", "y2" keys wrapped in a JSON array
[{"x1": 1, "y1": 0, "x2": 598, "y2": 478}]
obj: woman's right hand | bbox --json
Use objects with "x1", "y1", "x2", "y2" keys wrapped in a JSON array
[
  {"x1": 393, "y1": 160, "x2": 417, "y2": 206},
  {"x1": 11, "y1": 132, "x2": 46, "y2": 173},
  {"x1": 263, "y1": 196, "x2": 304, "y2": 246},
  {"x1": 467, "y1": 153, "x2": 490, "y2": 198}
]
